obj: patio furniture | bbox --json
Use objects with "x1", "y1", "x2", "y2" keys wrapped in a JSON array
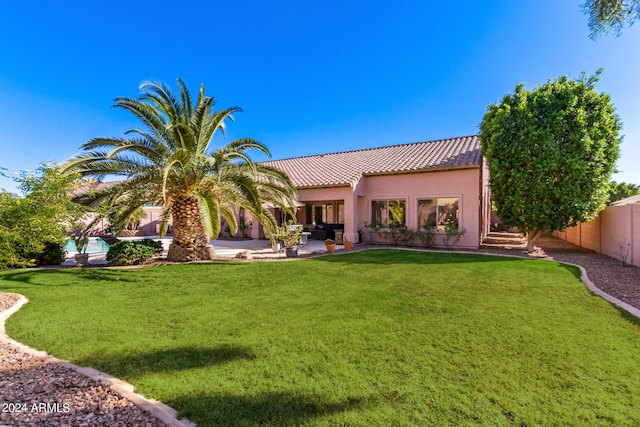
[{"x1": 309, "y1": 224, "x2": 344, "y2": 240}]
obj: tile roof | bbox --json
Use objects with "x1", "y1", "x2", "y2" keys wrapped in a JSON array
[
  {"x1": 72, "y1": 179, "x2": 121, "y2": 197},
  {"x1": 261, "y1": 135, "x2": 480, "y2": 188}
]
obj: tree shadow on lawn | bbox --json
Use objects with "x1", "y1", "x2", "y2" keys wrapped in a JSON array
[
  {"x1": 0, "y1": 268, "x2": 139, "y2": 287},
  {"x1": 75, "y1": 345, "x2": 256, "y2": 379},
  {"x1": 169, "y1": 391, "x2": 373, "y2": 427}
]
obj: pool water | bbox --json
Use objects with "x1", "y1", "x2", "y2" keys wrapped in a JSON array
[{"x1": 64, "y1": 237, "x2": 110, "y2": 253}]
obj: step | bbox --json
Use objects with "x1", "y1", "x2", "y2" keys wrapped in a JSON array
[
  {"x1": 483, "y1": 237, "x2": 526, "y2": 245},
  {"x1": 486, "y1": 232, "x2": 523, "y2": 239}
]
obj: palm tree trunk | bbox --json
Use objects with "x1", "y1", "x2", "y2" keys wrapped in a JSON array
[{"x1": 167, "y1": 197, "x2": 215, "y2": 261}]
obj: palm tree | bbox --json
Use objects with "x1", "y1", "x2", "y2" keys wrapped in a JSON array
[{"x1": 63, "y1": 79, "x2": 297, "y2": 262}]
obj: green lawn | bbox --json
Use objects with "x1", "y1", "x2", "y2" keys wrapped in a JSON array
[{"x1": 2, "y1": 250, "x2": 640, "y2": 426}]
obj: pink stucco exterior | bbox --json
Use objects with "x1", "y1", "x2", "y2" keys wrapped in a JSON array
[
  {"x1": 87, "y1": 206, "x2": 169, "y2": 237},
  {"x1": 267, "y1": 167, "x2": 485, "y2": 248},
  {"x1": 102, "y1": 136, "x2": 490, "y2": 249},
  {"x1": 122, "y1": 165, "x2": 488, "y2": 249},
  {"x1": 554, "y1": 203, "x2": 640, "y2": 267}
]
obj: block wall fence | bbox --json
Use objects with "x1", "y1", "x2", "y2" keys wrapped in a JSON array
[{"x1": 553, "y1": 204, "x2": 640, "y2": 268}]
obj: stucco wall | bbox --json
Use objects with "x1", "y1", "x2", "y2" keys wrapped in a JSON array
[
  {"x1": 142, "y1": 167, "x2": 485, "y2": 247},
  {"x1": 580, "y1": 216, "x2": 601, "y2": 253},
  {"x1": 554, "y1": 204, "x2": 639, "y2": 267},
  {"x1": 90, "y1": 206, "x2": 170, "y2": 237},
  {"x1": 600, "y1": 205, "x2": 630, "y2": 261},
  {"x1": 565, "y1": 224, "x2": 581, "y2": 247},
  {"x1": 358, "y1": 168, "x2": 481, "y2": 248}
]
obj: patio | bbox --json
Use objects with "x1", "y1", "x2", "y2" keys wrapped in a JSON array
[{"x1": 61, "y1": 237, "x2": 340, "y2": 266}]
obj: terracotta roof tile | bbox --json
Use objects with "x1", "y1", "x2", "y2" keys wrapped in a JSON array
[{"x1": 262, "y1": 135, "x2": 480, "y2": 188}]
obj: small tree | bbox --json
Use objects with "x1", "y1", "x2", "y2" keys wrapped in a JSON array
[
  {"x1": 608, "y1": 181, "x2": 640, "y2": 204},
  {"x1": 480, "y1": 72, "x2": 621, "y2": 251},
  {"x1": 0, "y1": 164, "x2": 86, "y2": 269},
  {"x1": 583, "y1": 0, "x2": 640, "y2": 38}
]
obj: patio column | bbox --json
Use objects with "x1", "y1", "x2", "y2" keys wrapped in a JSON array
[{"x1": 344, "y1": 192, "x2": 359, "y2": 243}]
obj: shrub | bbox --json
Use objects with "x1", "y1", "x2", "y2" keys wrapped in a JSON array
[
  {"x1": 106, "y1": 240, "x2": 159, "y2": 266},
  {"x1": 416, "y1": 226, "x2": 437, "y2": 248},
  {"x1": 138, "y1": 238, "x2": 163, "y2": 253},
  {"x1": 442, "y1": 223, "x2": 466, "y2": 249},
  {"x1": 31, "y1": 242, "x2": 67, "y2": 266}
]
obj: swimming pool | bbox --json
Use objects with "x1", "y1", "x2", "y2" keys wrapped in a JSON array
[{"x1": 64, "y1": 237, "x2": 111, "y2": 253}]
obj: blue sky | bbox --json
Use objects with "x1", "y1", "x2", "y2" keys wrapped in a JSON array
[{"x1": 1, "y1": 1, "x2": 639, "y2": 194}]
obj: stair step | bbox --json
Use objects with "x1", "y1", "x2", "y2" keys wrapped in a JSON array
[
  {"x1": 480, "y1": 242, "x2": 526, "y2": 249},
  {"x1": 483, "y1": 237, "x2": 526, "y2": 244},
  {"x1": 482, "y1": 231, "x2": 526, "y2": 248},
  {"x1": 486, "y1": 232, "x2": 523, "y2": 239}
]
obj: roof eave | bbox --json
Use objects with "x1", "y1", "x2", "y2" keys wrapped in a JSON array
[
  {"x1": 292, "y1": 164, "x2": 480, "y2": 189},
  {"x1": 362, "y1": 163, "x2": 481, "y2": 178},
  {"x1": 294, "y1": 183, "x2": 353, "y2": 190}
]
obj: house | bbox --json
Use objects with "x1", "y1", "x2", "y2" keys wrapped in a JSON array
[
  {"x1": 247, "y1": 135, "x2": 491, "y2": 248},
  {"x1": 86, "y1": 135, "x2": 492, "y2": 249}
]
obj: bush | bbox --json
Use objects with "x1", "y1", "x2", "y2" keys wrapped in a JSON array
[
  {"x1": 138, "y1": 238, "x2": 164, "y2": 253},
  {"x1": 106, "y1": 240, "x2": 159, "y2": 266},
  {"x1": 28, "y1": 242, "x2": 67, "y2": 266},
  {"x1": 416, "y1": 226, "x2": 437, "y2": 248},
  {"x1": 442, "y1": 223, "x2": 466, "y2": 250}
]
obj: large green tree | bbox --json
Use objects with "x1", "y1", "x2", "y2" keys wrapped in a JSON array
[
  {"x1": 63, "y1": 79, "x2": 297, "y2": 262},
  {"x1": 583, "y1": 0, "x2": 640, "y2": 38},
  {"x1": 480, "y1": 72, "x2": 621, "y2": 251}
]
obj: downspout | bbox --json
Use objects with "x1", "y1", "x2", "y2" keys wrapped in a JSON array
[{"x1": 351, "y1": 175, "x2": 363, "y2": 243}]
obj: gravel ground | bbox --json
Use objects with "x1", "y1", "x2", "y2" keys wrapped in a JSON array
[
  {"x1": 0, "y1": 294, "x2": 170, "y2": 427},
  {"x1": 0, "y1": 234, "x2": 638, "y2": 426}
]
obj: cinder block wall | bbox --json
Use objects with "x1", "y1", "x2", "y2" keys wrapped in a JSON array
[{"x1": 554, "y1": 204, "x2": 639, "y2": 268}]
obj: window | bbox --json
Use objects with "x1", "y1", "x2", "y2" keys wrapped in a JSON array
[
  {"x1": 337, "y1": 202, "x2": 344, "y2": 224},
  {"x1": 418, "y1": 197, "x2": 459, "y2": 230},
  {"x1": 371, "y1": 199, "x2": 406, "y2": 227},
  {"x1": 306, "y1": 203, "x2": 327, "y2": 225},
  {"x1": 305, "y1": 202, "x2": 343, "y2": 225}
]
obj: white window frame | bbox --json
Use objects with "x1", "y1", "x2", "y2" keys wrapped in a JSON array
[
  {"x1": 370, "y1": 198, "x2": 407, "y2": 228},
  {"x1": 416, "y1": 196, "x2": 461, "y2": 231}
]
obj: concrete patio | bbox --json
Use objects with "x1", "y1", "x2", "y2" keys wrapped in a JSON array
[{"x1": 62, "y1": 237, "x2": 342, "y2": 266}]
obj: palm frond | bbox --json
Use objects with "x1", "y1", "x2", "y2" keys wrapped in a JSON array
[
  {"x1": 198, "y1": 107, "x2": 243, "y2": 151},
  {"x1": 113, "y1": 98, "x2": 172, "y2": 147},
  {"x1": 198, "y1": 194, "x2": 221, "y2": 238},
  {"x1": 177, "y1": 78, "x2": 194, "y2": 122},
  {"x1": 168, "y1": 123, "x2": 197, "y2": 152},
  {"x1": 139, "y1": 80, "x2": 184, "y2": 124},
  {"x1": 159, "y1": 204, "x2": 172, "y2": 237},
  {"x1": 220, "y1": 204, "x2": 238, "y2": 236}
]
